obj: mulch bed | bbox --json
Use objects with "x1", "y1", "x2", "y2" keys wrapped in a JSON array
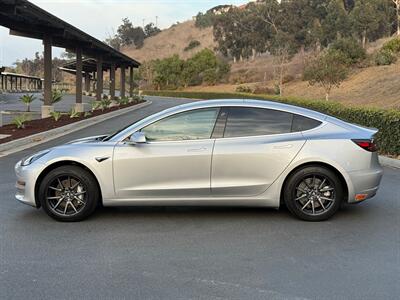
[{"x1": 0, "y1": 101, "x2": 142, "y2": 144}]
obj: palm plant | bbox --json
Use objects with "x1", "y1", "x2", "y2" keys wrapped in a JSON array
[
  {"x1": 50, "y1": 111, "x2": 62, "y2": 122},
  {"x1": 12, "y1": 114, "x2": 30, "y2": 129},
  {"x1": 20, "y1": 94, "x2": 36, "y2": 112}
]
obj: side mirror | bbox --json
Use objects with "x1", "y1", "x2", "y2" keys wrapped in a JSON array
[{"x1": 128, "y1": 131, "x2": 147, "y2": 144}]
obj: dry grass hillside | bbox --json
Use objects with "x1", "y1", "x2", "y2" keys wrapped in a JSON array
[
  {"x1": 186, "y1": 59, "x2": 400, "y2": 109},
  {"x1": 122, "y1": 22, "x2": 399, "y2": 109},
  {"x1": 123, "y1": 20, "x2": 216, "y2": 62}
]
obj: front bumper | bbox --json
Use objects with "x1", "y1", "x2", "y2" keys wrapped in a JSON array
[
  {"x1": 14, "y1": 160, "x2": 45, "y2": 208},
  {"x1": 347, "y1": 166, "x2": 384, "y2": 203}
]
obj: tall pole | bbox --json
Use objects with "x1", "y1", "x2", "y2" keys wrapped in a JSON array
[
  {"x1": 110, "y1": 63, "x2": 116, "y2": 100},
  {"x1": 43, "y1": 35, "x2": 52, "y2": 106},
  {"x1": 75, "y1": 47, "x2": 83, "y2": 104},
  {"x1": 129, "y1": 66, "x2": 134, "y2": 97},
  {"x1": 120, "y1": 65, "x2": 126, "y2": 98},
  {"x1": 96, "y1": 55, "x2": 103, "y2": 101}
]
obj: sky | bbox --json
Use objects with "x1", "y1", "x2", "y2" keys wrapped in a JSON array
[{"x1": 0, "y1": 0, "x2": 245, "y2": 67}]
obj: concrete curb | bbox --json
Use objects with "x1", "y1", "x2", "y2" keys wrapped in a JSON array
[
  {"x1": 0, "y1": 100, "x2": 152, "y2": 157},
  {"x1": 379, "y1": 156, "x2": 400, "y2": 169}
]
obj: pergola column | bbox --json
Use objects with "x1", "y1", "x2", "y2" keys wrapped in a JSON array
[
  {"x1": 120, "y1": 65, "x2": 126, "y2": 98},
  {"x1": 74, "y1": 47, "x2": 84, "y2": 112},
  {"x1": 96, "y1": 56, "x2": 103, "y2": 101},
  {"x1": 42, "y1": 35, "x2": 53, "y2": 118},
  {"x1": 85, "y1": 72, "x2": 91, "y2": 93},
  {"x1": 5, "y1": 76, "x2": 8, "y2": 90},
  {"x1": 1, "y1": 75, "x2": 3, "y2": 91},
  {"x1": 129, "y1": 66, "x2": 134, "y2": 97},
  {"x1": 110, "y1": 63, "x2": 116, "y2": 100}
]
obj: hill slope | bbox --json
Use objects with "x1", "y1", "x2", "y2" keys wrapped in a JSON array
[
  {"x1": 123, "y1": 20, "x2": 216, "y2": 62},
  {"x1": 122, "y1": 22, "x2": 399, "y2": 109}
]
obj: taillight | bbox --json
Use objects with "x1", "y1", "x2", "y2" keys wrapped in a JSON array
[{"x1": 352, "y1": 139, "x2": 377, "y2": 152}]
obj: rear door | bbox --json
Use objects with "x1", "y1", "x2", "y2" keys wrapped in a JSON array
[{"x1": 211, "y1": 107, "x2": 306, "y2": 197}]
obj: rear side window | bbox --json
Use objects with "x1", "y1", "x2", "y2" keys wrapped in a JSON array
[
  {"x1": 223, "y1": 107, "x2": 293, "y2": 138},
  {"x1": 291, "y1": 114, "x2": 322, "y2": 132}
]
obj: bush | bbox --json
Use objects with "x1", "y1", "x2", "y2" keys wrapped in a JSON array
[
  {"x1": 235, "y1": 85, "x2": 252, "y2": 93},
  {"x1": 375, "y1": 49, "x2": 397, "y2": 66},
  {"x1": 91, "y1": 101, "x2": 101, "y2": 111},
  {"x1": 381, "y1": 38, "x2": 400, "y2": 54},
  {"x1": 143, "y1": 90, "x2": 400, "y2": 156},
  {"x1": 330, "y1": 38, "x2": 366, "y2": 65},
  {"x1": 184, "y1": 40, "x2": 201, "y2": 52},
  {"x1": 50, "y1": 111, "x2": 62, "y2": 121},
  {"x1": 12, "y1": 114, "x2": 30, "y2": 129},
  {"x1": 100, "y1": 99, "x2": 112, "y2": 110},
  {"x1": 69, "y1": 108, "x2": 80, "y2": 118}
]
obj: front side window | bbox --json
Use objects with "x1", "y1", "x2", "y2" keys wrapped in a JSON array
[
  {"x1": 141, "y1": 108, "x2": 219, "y2": 141},
  {"x1": 223, "y1": 107, "x2": 293, "y2": 138}
]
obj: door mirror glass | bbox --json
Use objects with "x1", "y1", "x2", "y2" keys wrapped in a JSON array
[{"x1": 129, "y1": 132, "x2": 147, "y2": 144}]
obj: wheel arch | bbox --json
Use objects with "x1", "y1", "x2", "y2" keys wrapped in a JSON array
[
  {"x1": 34, "y1": 160, "x2": 103, "y2": 208},
  {"x1": 279, "y1": 161, "x2": 349, "y2": 207}
]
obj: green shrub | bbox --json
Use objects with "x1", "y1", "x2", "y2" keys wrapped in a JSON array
[
  {"x1": 235, "y1": 85, "x2": 252, "y2": 93},
  {"x1": 51, "y1": 89, "x2": 63, "y2": 104},
  {"x1": 50, "y1": 111, "x2": 62, "y2": 121},
  {"x1": 330, "y1": 38, "x2": 366, "y2": 65},
  {"x1": 381, "y1": 38, "x2": 400, "y2": 54},
  {"x1": 118, "y1": 97, "x2": 130, "y2": 105},
  {"x1": 84, "y1": 112, "x2": 92, "y2": 118},
  {"x1": 184, "y1": 40, "x2": 201, "y2": 52},
  {"x1": 100, "y1": 99, "x2": 112, "y2": 110},
  {"x1": 12, "y1": 114, "x2": 30, "y2": 129},
  {"x1": 143, "y1": 90, "x2": 400, "y2": 156},
  {"x1": 375, "y1": 49, "x2": 397, "y2": 66},
  {"x1": 69, "y1": 108, "x2": 80, "y2": 118},
  {"x1": 20, "y1": 94, "x2": 36, "y2": 112},
  {"x1": 91, "y1": 101, "x2": 101, "y2": 111}
]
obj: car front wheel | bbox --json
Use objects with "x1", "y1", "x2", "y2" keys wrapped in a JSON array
[
  {"x1": 284, "y1": 166, "x2": 344, "y2": 221},
  {"x1": 38, "y1": 165, "x2": 99, "y2": 222}
]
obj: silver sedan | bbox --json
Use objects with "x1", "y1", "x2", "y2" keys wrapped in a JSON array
[{"x1": 15, "y1": 99, "x2": 383, "y2": 221}]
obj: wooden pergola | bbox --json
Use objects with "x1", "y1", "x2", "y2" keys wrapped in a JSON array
[
  {"x1": 0, "y1": 71, "x2": 43, "y2": 92},
  {"x1": 0, "y1": 0, "x2": 140, "y2": 116}
]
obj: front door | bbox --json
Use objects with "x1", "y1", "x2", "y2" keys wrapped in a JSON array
[{"x1": 113, "y1": 107, "x2": 219, "y2": 198}]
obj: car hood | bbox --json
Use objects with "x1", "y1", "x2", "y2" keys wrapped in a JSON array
[{"x1": 67, "y1": 135, "x2": 108, "y2": 144}]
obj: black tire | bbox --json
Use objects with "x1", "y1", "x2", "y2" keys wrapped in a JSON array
[
  {"x1": 38, "y1": 165, "x2": 100, "y2": 222},
  {"x1": 283, "y1": 166, "x2": 343, "y2": 221}
]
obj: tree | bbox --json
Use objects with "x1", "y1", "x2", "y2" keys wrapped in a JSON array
[
  {"x1": 350, "y1": 0, "x2": 381, "y2": 48},
  {"x1": 144, "y1": 23, "x2": 161, "y2": 38},
  {"x1": 303, "y1": 49, "x2": 349, "y2": 101},
  {"x1": 393, "y1": 0, "x2": 400, "y2": 35},
  {"x1": 269, "y1": 32, "x2": 298, "y2": 96},
  {"x1": 117, "y1": 18, "x2": 145, "y2": 48}
]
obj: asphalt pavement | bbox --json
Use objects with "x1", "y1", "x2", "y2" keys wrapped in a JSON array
[{"x1": 0, "y1": 96, "x2": 399, "y2": 299}]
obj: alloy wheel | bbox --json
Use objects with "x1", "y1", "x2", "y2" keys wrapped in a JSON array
[
  {"x1": 293, "y1": 174, "x2": 336, "y2": 216},
  {"x1": 46, "y1": 175, "x2": 87, "y2": 216}
]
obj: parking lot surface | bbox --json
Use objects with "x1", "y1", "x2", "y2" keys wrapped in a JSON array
[{"x1": 0, "y1": 96, "x2": 399, "y2": 299}]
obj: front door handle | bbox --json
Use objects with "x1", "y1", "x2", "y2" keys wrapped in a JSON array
[{"x1": 187, "y1": 147, "x2": 207, "y2": 153}]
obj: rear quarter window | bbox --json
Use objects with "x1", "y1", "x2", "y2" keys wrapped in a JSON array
[{"x1": 291, "y1": 115, "x2": 322, "y2": 132}]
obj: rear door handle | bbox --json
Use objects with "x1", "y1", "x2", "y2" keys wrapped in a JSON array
[{"x1": 187, "y1": 147, "x2": 207, "y2": 152}]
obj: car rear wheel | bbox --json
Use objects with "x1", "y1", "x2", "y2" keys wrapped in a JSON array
[
  {"x1": 284, "y1": 166, "x2": 343, "y2": 221},
  {"x1": 38, "y1": 165, "x2": 99, "y2": 222}
]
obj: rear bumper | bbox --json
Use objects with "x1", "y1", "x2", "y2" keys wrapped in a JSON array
[{"x1": 347, "y1": 167, "x2": 384, "y2": 203}]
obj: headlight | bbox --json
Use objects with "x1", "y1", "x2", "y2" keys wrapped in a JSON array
[{"x1": 21, "y1": 150, "x2": 51, "y2": 166}]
